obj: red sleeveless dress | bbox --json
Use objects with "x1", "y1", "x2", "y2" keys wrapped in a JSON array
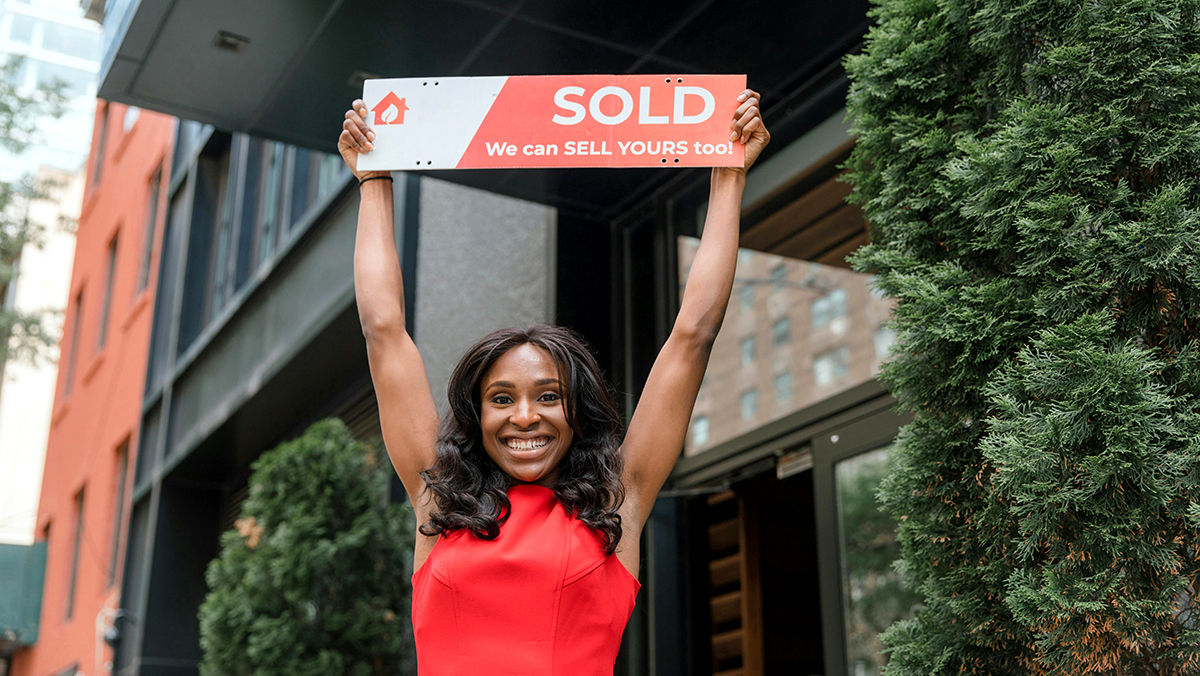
[{"x1": 411, "y1": 483, "x2": 640, "y2": 675}]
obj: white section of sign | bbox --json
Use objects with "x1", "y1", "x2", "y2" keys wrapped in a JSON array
[{"x1": 356, "y1": 76, "x2": 508, "y2": 171}]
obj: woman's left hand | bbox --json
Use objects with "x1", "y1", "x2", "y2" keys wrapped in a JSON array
[{"x1": 727, "y1": 88, "x2": 770, "y2": 175}]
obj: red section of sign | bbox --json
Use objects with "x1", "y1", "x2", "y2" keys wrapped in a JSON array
[
  {"x1": 457, "y1": 75, "x2": 745, "y2": 169},
  {"x1": 372, "y1": 92, "x2": 409, "y2": 125}
]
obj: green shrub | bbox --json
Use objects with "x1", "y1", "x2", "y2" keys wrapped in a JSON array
[{"x1": 199, "y1": 419, "x2": 415, "y2": 676}]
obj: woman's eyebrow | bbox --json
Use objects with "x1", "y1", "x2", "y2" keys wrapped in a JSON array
[
  {"x1": 484, "y1": 380, "x2": 515, "y2": 392},
  {"x1": 535, "y1": 378, "x2": 562, "y2": 387}
]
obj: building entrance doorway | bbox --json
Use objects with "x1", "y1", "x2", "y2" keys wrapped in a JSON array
[
  {"x1": 676, "y1": 401, "x2": 915, "y2": 676},
  {"x1": 695, "y1": 466, "x2": 825, "y2": 676}
]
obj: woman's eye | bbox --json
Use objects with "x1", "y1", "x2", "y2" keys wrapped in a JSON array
[
  {"x1": 492, "y1": 395, "x2": 513, "y2": 404},
  {"x1": 539, "y1": 392, "x2": 561, "y2": 402}
]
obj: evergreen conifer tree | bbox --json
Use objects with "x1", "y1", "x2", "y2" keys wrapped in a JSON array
[
  {"x1": 199, "y1": 419, "x2": 415, "y2": 676},
  {"x1": 844, "y1": 0, "x2": 1200, "y2": 673}
]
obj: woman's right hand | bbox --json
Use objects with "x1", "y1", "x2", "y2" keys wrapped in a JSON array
[{"x1": 339, "y1": 99, "x2": 389, "y2": 182}]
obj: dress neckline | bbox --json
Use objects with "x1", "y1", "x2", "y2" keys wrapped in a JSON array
[{"x1": 509, "y1": 482, "x2": 555, "y2": 492}]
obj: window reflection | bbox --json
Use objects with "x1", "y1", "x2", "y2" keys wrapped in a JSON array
[
  {"x1": 773, "y1": 372, "x2": 793, "y2": 404},
  {"x1": 739, "y1": 390, "x2": 757, "y2": 420},
  {"x1": 680, "y1": 237, "x2": 895, "y2": 454},
  {"x1": 835, "y1": 446, "x2": 921, "y2": 676},
  {"x1": 739, "y1": 335, "x2": 756, "y2": 366},
  {"x1": 812, "y1": 288, "x2": 847, "y2": 329},
  {"x1": 814, "y1": 346, "x2": 850, "y2": 386}
]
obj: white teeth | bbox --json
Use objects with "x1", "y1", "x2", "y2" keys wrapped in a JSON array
[{"x1": 505, "y1": 438, "x2": 550, "y2": 451}]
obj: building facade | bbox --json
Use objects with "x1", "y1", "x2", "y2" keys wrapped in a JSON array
[
  {"x1": 84, "y1": 2, "x2": 921, "y2": 676},
  {"x1": 0, "y1": 0, "x2": 103, "y2": 547},
  {"x1": 8, "y1": 102, "x2": 174, "y2": 676}
]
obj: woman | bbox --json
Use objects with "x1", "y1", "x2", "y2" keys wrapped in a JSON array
[{"x1": 340, "y1": 88, "x2": 768, "y2": 675}]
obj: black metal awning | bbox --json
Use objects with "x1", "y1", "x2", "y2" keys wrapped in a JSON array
[{"x1": 99, "y1": 0, "x2": 869, "y2": 219}]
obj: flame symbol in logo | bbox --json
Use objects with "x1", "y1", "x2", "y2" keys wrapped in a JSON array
[{"x1": 379, "y1": 103, "x2": 398, "y2": 125}]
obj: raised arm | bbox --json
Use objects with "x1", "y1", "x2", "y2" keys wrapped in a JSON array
[
  {"x1": 620, "y1": 90, "x2": 769, "y2": 528},
  {"x1": 341, "y1": 100, "x2": 439, "y2": 503}
]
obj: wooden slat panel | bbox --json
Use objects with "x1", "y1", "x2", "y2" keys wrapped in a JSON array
[
  {"x1": 771, "y1": 202, "x2": 865, "y2": 262},
  {"x1": 739, "y1": 497, "x2": 764, "y2": 676},
  {"x1": 710, "y1": 553, "x2": 741, "y2": 588},
  {"x1": 711, "y1": 590, "x2": 742, "y2": 627},
  {"x1": 709, "y1": 518, "x2": 739, "y2": 553},
  {"x1": 712, "y1": 628, "x2": 744, "y2": 662},
  {"x1": 741, "y1": 173, "x2": 853, "y2": 251},
  {"x1": 706, "y1": 489, "x2": 737, "y2": 506},
  {"x1": 814, "y1": 230, "x2": 871, "y2": 270}
]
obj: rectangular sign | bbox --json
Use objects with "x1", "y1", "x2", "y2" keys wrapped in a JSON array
[{"x1": 356, "y1": 74, "x2": 746, "y2": 171}]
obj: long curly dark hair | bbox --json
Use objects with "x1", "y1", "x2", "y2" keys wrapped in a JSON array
[{"x1": 418, "y1": 324, "x2": 626, "y2": 554}]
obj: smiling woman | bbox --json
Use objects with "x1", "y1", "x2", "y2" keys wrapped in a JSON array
[
  {"x1": 342, "y1": 88, "x2": 769, "y2": 675},
  {"x1": 419, "y1": 325, "x2": 624, "y2": 553}
]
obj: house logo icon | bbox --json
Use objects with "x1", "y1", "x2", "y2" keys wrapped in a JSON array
[{"x1": 372, "y1": 92, "x2": 409, "y2": 125}]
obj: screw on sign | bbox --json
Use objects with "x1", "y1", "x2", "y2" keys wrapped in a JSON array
[{"x1": 356, "y1": 74, "x2": 747, "y2": 171}]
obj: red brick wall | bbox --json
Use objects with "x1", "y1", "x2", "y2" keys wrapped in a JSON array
[{"x1": 11, "y1": 101, "x2": 174, "y2": 676}]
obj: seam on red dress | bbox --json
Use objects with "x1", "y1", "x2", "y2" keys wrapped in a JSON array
[{"x1": 549, "y1": 501, "x2": 571, "y2": 675}]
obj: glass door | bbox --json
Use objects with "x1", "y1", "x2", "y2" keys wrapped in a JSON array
[{"x1": 813, "y1": 408, "x2": 917, "y2": 676}]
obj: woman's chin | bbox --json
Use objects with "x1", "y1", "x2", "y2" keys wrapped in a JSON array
[{"x1": 506, "y1": 466, "x2": 547, "y2": 483}]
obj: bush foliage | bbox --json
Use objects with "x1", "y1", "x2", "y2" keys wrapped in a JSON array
[
  {"x1": 844, "y1": 0, "x2": 1200, "y2": 673},
  {"x1": 199, "y1": 419, "x2": 415, "y2": 676}
]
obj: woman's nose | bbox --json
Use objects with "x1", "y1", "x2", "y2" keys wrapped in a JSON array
[{"x1": 511, "y1": 399, "x2": 541, "y2": 428}]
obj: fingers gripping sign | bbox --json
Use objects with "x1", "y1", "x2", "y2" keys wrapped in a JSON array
[
  {"x1": 338, "y1": 98, "x2": 388, "y2": 182},
  {"x1": 728, "y1": 88, "x2": 770, "y2": 175}
]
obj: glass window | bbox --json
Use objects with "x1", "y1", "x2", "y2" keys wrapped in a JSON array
[
  {"x1": 739, "y1": 335, "x2": 756, "y2": 366},
  {"x1": 738, "y1": 284, "x2": 754, "y2": 313},
  {"x1": 874, "y1": 326, "x2": 896, "y2": 360},
  {"x1": 256, "y1": 141, "x2": 286, "y2": 264},
  {"x1": 41, "y1": 22, "x2": 100, "y2": 60},
  {"x1": 812, "y1": 288, "x2": 847, "y2": 329},
  {"x1": 91, "y1": 104, "x2": 107, "y2": 185},
  {"x1": 677, "y1": 238, "x2": 896, "y2": 456},
  {"x1": 234, "y1": 139, "x2": 263, "y2": 290},
  {"x1": 64, "y1": 289, "x2": 83, "y2": 397},
  {"x1": 835, "y1": 446, "x2": 922, "y2": 676},
  {"x1": 692, "y1": 416, "x2": 709, "y2": 446},
  {"x1": 137, "y1": 167, "x2": 161, "y2": 293},
  {"x1": 9, "y1": 14, "x2": 36, "y2": 43},
  {"x1": 206, "y1": 145, "x2": 237, "y2": 323},
  {"x1": 289, "y1": 147, "x2": 313, "y2": 231},
  {"x1": 66, "y1": 486, "x2": 86, "y2": 619},
  {"x1": 36, "y1": 60, "x2": 94, "y2": 97},
  {"x1": 769, "y1": 263, "x2": 787, "y2": 292},
  {"x1": 772, "y1": 316, "x2": 790, "y2": 344},
  {"x1": 289, "y1": 148, "x2": 347, "y2": 230},
  {"x1": 109, "y1": 441, "x2": 128, "y2": 587},
  {"x1": 97, "y1": 232, "x2": 117, "y2": 350},
  {"x1": 814, "y1": 346, "x2": 850, "y2": 386},
  {"x1": 774, "y1": 371, "x2": 793, "y2": 404},
  {"x1": 316, "y1": 152, "x2": 345, "y2": 200},
  {"x1": 739, "y1": 389, "x2": 757, "y2": 420},
  {"x1": 4, "y1": 58, "x2": 31, "y2": 88}
]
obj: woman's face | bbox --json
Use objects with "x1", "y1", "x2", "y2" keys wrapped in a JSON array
[{"x1": 479, "y1": 343, "x2": 574, "y2": 487}]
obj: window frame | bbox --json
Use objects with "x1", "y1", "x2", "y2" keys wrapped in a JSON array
[
  {"x1": 63, "y1": 288, "x2": 84, "y2": 397},
  {"x1": 97, "y1": 230, "x2": 118, "y2": 350},
  {"x1": 108, "y1": 440, "x2": 129, "y2": 587},
  {"x1": 136, "y1": 166, "x2": 163, "y2": 294},
  {"x1": 65, "y1": 485, "x2": 85, "y2": 620}
]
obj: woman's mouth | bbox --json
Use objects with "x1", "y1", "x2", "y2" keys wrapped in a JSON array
[{"x1": 504, "y1": 437, "x2": 552, "y2": 452}]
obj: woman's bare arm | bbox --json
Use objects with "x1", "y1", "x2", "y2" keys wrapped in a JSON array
[
  {"x1": 342, "y1": 100, "x2": 439, "y2": 503},
  {"x1": 620, "y1": 90, "x2": 769, "y2": 529}
]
